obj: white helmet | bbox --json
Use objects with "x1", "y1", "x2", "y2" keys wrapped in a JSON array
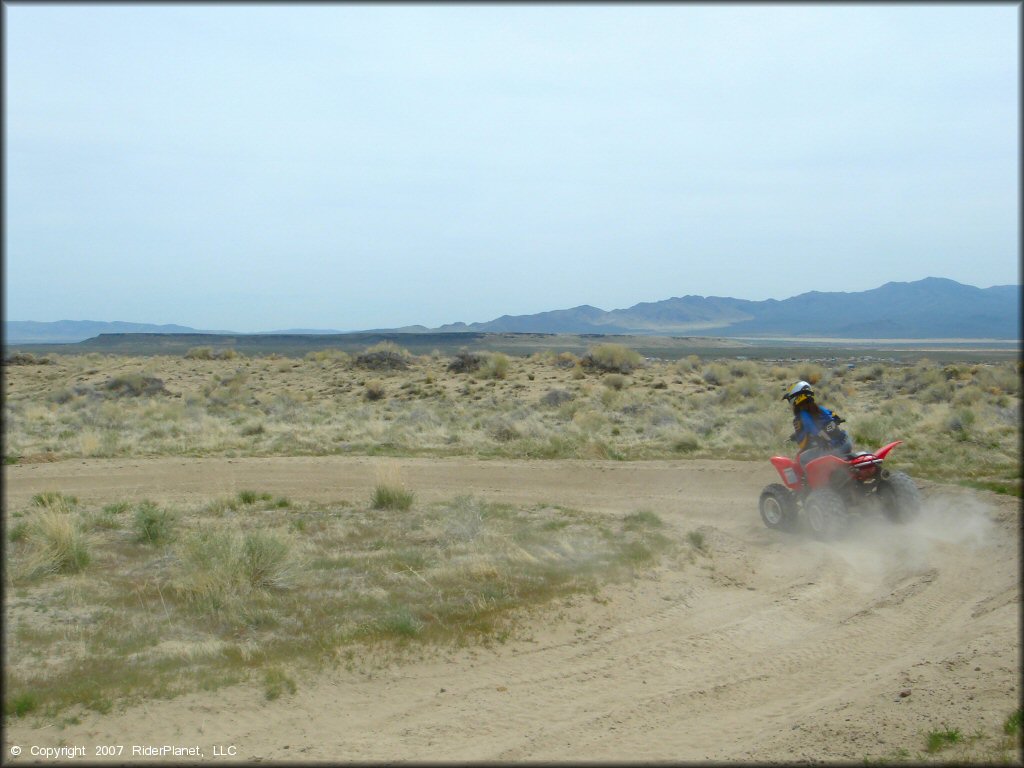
[{"x1": 782, "y1": 380, "x2": 814, "y2": 403}]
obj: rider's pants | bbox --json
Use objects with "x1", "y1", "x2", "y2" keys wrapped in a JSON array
[{"x1": 798, "y1": 435, "x2": 853, "y2": 469}]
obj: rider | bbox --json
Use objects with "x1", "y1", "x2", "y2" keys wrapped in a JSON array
[{"x1": 783, "y1": 380, "x2": 852, "y2": 469}]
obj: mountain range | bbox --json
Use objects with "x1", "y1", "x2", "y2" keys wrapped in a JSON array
[
  {"x1": 419, "y1": 277, "x2": 1019, "y2": 339},
  {"x1": 5, "y1": 278, "x2": 1019, "y2": 345}
]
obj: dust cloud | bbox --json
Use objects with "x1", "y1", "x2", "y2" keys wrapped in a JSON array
[{"x1": 824, "y1": 492, "x2": 996, "y2": 586}]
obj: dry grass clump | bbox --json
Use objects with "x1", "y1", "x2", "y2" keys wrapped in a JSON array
[
  {"x1": 4, "y1": 352, "x2": 53, "y2": 365},
  {"x1": 702, "y1": 362, "x2": 730, "y2": 386},
  {"x1": 372, "y1": 464, "x2": 414, "y2": 510},
  {"x1": 3, "y1": 490, "x2": 674, "y2": 719},
  {"x1": 306, "y1": 348, "x2": 349, "y2": 362},
  {"x1": 541, "y1": 389, "x2": 574, "y2": 407},
  {"x1": 355, "y1": 341, "x2": 412, "y2": 370},
  {"x1": 447, "y1": 351, "x2": 484, "y2": 373},
  {"x1": 603, "y1": 373, "x2": 628, "y2": 391},
  {"x1": 171, "y1": 526, "x2": 297, "y2": 610},
  {"x1": 478, "y1": 352, "x2": 510, "y2": 380},
  {"x1": 363, "y1": 379, "x2": 387, "y2": 401},
  {"x1": 582, "y1": 343, "x2": 643, "y2": 374},
  {"x1": 200, "y1": 368, "x2": 251, "y2": 411},
  {"x1": 795, "y1": 363, "x2": 825, "y2": 385},
  {"x1": 372, "y1": 483, "x2": 414, "y2": 510},
  {"x1": 263, "y1": 667, "x2": 298, "y2": 701},
  {"x1": 185, "y1": 346, "x2": 242, "y2": 360},
  {"x1": 10, "y1": 511, "x2": 91, "y2": 580},
  {"x1": 31, "y1": 491, "x2": 79, "y2": 513},
  {"x1": 102, "y1": 374, "x2": 170, "y2": 398},
  {"x1": 673, "y1": 355, "x2": 701, "y2": 374},
  {"x1": 445, "y1": 350, "x2": 509, "y2": 379}
]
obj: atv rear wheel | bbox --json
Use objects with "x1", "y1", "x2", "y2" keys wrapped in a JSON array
[
  {"x1": 803, "y1": 489, "x2": 848, "y2": 541},
  {"x1": 877, "y1": 471, "x2": 921, "y2": 524},
  {"x1": 759, "y1": 484, "x2": 796, "y2": 531}
]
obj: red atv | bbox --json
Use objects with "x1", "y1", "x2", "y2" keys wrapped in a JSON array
[{"x1": 759, "y1": 441, "x2": 922, "y2": 539}]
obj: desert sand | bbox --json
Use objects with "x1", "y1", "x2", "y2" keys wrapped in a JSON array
[{"x1": 3, "y1": 456, "x2": 1020, "y2": 763}]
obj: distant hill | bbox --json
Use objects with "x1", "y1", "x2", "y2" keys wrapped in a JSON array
[
  {"x1": 430, "y1": 278, "x2": 1019, "y2": 339},
  {"x1": 5, "y1": 278, "x2": 1019, "y2": 344},
  {"x1": 2, "y1": 320, "x2": 354, "y2": 344},
  {"x1": 2, "y1": 320, "x2": 237, "y2": 345}
]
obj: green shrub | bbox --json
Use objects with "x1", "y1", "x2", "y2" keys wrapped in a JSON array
[
  {"x1": 926, "y1": 728, "x2": 963, "y2": 753},
  {"x1": 622, "y1": 510, "x2": 664, "y2": 531},
  {"x1": 1004, "y1": 708, "x2": 1021, "y2": 736},
  {"x1": 673, "y1": 433, "x2": 701, "y2": 453},
  {"x1": 8, "y1": 521, "x2": 30, "y2": 543},
  {"x1": 852, "y1": 415, "x2": 895, "y2": 448},
  {"x1": 238, "y1": 490, "x2": 272, "y2": 505},
  {"x1": 372, "y1": 484, "x2": 414, "y2": 511},
  {"x1": 376, "y1": 608, "x2": 423, "y2": 639},
  {"x1": 134, "y1": 501, "x2": 175, "y2": 545},
  {"x1": 6, "y1": 692, "x2": 39, "y2": 717},
  {"x1": 31, "y1": 492, "x2": 78, "y2": 512},
  {"x1": 264, "y1": 667, "x2": 297, "y2": 700}
]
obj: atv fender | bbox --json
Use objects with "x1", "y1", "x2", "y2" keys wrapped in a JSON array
[
  {"x1": 804, "y1": 454, "x2": 849, "y2": 489},
  {"x1": 872, "y1": 441, "x2": 903, "y2": 461},
  {"x1": 769, "y1": 456, "x2": 802, "y2": 490}
]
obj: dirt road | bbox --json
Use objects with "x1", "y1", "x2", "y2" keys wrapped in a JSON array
[{"x1": 3, "y1": 457, "x2": 1020, "y2": 762}]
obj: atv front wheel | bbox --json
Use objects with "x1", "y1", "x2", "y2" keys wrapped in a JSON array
[
  {"x1": 877, "y1": 471, "x2": 921, "y2": 524},
  {"x1": 759, "y1": 484, "x2": 796, "y2": 531},
  {"x1": 803, "y1": 489, "x2": 848, "y2": 541}
]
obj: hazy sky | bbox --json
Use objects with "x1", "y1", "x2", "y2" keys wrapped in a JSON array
[{"x1": 5, "y1": 3, "x2": 1019, "y2": 332}]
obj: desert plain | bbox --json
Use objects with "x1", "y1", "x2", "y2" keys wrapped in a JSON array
[{"x1": 2, "y1": 342, "x2": 1020, "y2": 763}]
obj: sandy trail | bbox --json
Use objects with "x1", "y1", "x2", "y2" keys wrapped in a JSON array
[{"x1": 3, "y1": 457, "x2": 1020, "y2": 763}]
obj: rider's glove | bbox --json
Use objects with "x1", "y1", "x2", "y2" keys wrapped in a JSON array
[
  {"x1": 833, "y1": 414, "x2": 845, "y2": 424},
  {"x1": 788, "y1": 431, "x2": 800, "y2": 443}
]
